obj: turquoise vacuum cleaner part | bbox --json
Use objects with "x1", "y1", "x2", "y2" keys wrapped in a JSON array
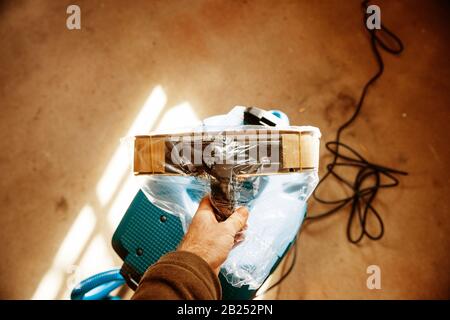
[{"x1": 111, "y1": 190, "x2": 301, "y2": 300}]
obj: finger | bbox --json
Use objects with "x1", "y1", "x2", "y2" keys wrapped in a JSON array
[
  {"x1": 235, "y1": 230, "x2": 246, "y2": 237},
  {"x1": 194, "y1": 196, "x2": 218, "y2": 223},
  {"x1": 232, "y1": 235, "x2": 246, "y2": 248},
  {"x1": 197, "y1": 196, "x2": 213, "y2": 211},
  {"x1": 223, "y1": 206, "x2": 249, "y2": 234},
  {"x1": 234, "y1": 232, "x2": 246, "y2": 243}
]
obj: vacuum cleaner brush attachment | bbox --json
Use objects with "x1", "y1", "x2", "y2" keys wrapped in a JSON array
[{"x1": 133, "y1": 126, "x2": 320, "y2": 220}]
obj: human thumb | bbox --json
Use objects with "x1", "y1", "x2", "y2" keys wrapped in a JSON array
[{"x1": 223, "y1": 206, "x2": 249, "y2": 234}]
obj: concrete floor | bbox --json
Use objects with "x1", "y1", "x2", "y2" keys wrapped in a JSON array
[{"x1": 0, "y1": 0, "x2": 449, "y2": 299}]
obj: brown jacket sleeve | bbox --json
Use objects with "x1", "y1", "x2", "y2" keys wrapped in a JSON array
[{"x1": 131, "y1": 251, "x2": 222, "y2": 300}]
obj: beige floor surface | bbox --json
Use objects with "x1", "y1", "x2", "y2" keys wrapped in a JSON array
[{"x1": 0, "y1": 0, "x2": 448, "y2": 299}]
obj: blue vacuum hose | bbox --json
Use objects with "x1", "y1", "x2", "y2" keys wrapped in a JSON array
[{"x1": 70, "y1": 269, "x2": 125, "y2": 300}]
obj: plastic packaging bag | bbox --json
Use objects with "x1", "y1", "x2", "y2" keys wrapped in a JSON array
[{"x1": 127, "y1": 108, "x2": 320, "y2": 289}]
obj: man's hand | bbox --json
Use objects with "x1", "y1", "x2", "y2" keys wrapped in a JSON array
[{"x1": 178, "y1": 197, "x2": 249, "y2": 275}]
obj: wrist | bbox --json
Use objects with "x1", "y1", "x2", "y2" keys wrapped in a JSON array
[{"x1": 177, "y1": 244, "x2": 218, "y2": 274}]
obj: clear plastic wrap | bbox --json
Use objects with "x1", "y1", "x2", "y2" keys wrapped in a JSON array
[{"x1": 127, "y1": 109, "x2": 321, "y2": 289}]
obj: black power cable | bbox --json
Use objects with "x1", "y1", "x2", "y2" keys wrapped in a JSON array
[
  {"x1": 308, "y1": 0, "x2": 408, "y2": 244},
  {"x1": 256, "y1": 0, "x2": 407, "y2": 297}
]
